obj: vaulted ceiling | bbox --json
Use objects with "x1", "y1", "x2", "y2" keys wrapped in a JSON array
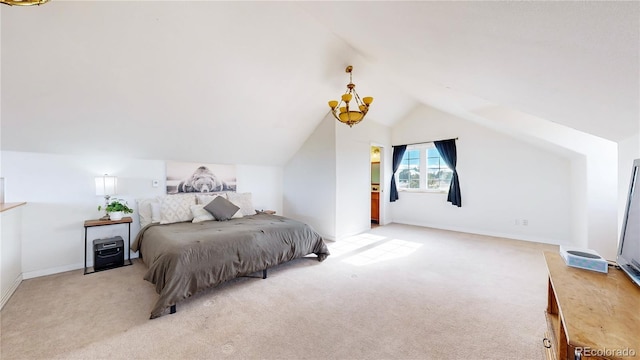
[{"x1": 1, "y1": 1, "x2": 638, "y2": 166}]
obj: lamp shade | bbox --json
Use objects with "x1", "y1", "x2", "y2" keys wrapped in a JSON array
[{"x1": 95, "y1": 175, "x2": 117, "y2": 196}]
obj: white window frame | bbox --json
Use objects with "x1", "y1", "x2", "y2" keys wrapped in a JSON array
[{"x1": 397, "y1": 143, "x2": 451, "y2": 194}]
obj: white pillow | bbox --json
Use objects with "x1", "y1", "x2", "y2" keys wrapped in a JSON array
[
  {"x1": 226, "y1": 192, "x2": 255, "y2": 216},
  {"x1": 190, "y1": 204, "x2": 216, "y2": 223},
  {"x1": 196, "y1": 193, "x2": 226, "y2": 205},
  {"x1": 150, "y1": 202, "x2": 161, "y2": 223},
  {"x1": 160, "y1": 194, "x2": 196, "y2": 224},
  {"x1": 137, "y1": 198, "x2": 160, "y2": 228}
]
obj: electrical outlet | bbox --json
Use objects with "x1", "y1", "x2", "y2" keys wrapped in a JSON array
[
  {"x1": 522, "y1": 219, "x2": 528, "y2": 226},
  {"x1": 152, "y1": 180, "x2": 159, "y2": 188}
]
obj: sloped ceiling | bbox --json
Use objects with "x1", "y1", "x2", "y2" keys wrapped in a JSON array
[{"x1": 1, "y1": 1, "x2": 638, "y2": 166}]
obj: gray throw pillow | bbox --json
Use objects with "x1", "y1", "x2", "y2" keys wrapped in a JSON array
[{"x1": 204, "y1": 195, "x2": 240, "y2": 221}]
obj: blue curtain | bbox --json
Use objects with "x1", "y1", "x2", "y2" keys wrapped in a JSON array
[
  {"x1": 434, "y1": 139, "x2": 461, "y2": 207},
  {"x1": 390, "y1": 145, "x2": 407, "y2": 202}
]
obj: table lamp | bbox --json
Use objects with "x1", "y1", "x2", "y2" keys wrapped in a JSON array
[{"x1": 95, "y1": 174, "x2": 117, "y2": 220}]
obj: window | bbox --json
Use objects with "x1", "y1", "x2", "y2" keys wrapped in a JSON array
[
  {"x1": 397, "y1": 143, "x2": 452, "y2": 192},
  {"x1": 397, "y1": 149, "x2": 421, "y2": 189}
]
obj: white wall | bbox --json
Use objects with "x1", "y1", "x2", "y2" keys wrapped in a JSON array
[
  {"x1": 584, "y1": 145, "x2": 619, "y2": 260},
  {"x1": 0, "y1": 150, "x2": 283, "y2": 278},
  {"x1": 618, "y1": 134, "x2": 640, "y2": 235},
  {"x1": 471, "y1": 106, "x2": 619, "y2": 259},
  {"x1": 335, "y1": 118, "x2": 391, "y2": 239},
  {"x1": 391, "y1": 105, "x2": 573, "y2": 245},
  {"x1": 570, "y1": 157, "x2": 588, "y2": 247},
  {"x1": 283, "y1": 116, "x2": 337, "y2": 239},
  {"x1": 283, "y1": 115, "x2": 392, "y2": 241},
  {"x1": 236, "y1": 165, "x2": 283, "y2": 213}
]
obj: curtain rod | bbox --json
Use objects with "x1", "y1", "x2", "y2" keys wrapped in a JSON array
[{"x1": 392, "y1": 137, "x2": 458, "y2": 147}]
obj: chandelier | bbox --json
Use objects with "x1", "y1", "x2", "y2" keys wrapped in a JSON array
[
  {"x1": 328, "y1": 65, "x2": 373, "y2": 127},
  {"x1": 0, "y1": 0, "x2": 49, "y2": 5}
]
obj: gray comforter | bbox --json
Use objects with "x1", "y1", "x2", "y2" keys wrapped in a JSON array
[{"x1": 132, "y1": 213, "x2": 330, "y2": 318}]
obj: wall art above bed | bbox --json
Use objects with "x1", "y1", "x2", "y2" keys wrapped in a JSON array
[{"x1": 166, "y1": 161, "x2": 236, "y2": 194}]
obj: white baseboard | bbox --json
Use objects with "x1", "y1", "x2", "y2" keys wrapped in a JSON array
[
  {"x1": 22, "y1": 263, "x2": 84, "y2": 280},
  {"x1": 1, "y1": 273, "x2": 23, "y2": 310},
  {"x1": 391, "y1": 220, "x2": 563, "y2": 246},
  {"x1": 321, "y1": 234, "x2": 336, "y2": 241},
  {"x1": 22, "y1": 253, "x2": 140, "y2": 280}
]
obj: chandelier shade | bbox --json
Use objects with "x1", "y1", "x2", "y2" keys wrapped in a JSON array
[
  {"x1": 0, "y1": 0, "x2": 49, "y2": 5},
  {"x1": 328, "y1": 65, "x2": 373, "y2": 127}
]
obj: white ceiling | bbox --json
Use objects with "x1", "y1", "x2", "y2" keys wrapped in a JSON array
[{"x1": 1, "y1": 1, "x2": 638, "y2": 166}]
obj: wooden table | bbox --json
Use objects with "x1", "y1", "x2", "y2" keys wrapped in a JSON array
[
  {"x1": 544, "y1": 251, "x2": 640, "y2": 359},
  {"x1": 83, "y1": 217, "x2": 133, "y2": 275}
]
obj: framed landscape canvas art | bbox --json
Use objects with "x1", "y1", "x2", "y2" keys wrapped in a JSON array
[{"x1": 166, "y1": 161, "x2": 237, "y2": 194}]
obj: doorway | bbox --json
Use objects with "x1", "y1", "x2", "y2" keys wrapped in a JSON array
[{"x1": 370, "y1": 145, "x2": 382, "y2": 227}]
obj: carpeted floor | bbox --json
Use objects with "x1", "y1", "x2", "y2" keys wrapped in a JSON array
[{"x1": 0, "y1": 223, "x2": 557, "y2": 360}]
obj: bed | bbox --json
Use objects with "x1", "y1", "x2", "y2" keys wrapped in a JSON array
[{"x1": 132, "y1": 212, "x2": 330, "y2": 319}]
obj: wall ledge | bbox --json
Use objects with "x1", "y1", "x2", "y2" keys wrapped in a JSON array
[{"x1": 0, "y1": 202, "x2": 26, "y2": 212}]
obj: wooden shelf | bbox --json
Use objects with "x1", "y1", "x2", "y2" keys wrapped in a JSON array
[{"x1": 84, "y1": 217, "x2": 132, "y2": 227}]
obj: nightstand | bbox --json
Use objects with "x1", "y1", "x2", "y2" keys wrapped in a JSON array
[{"x1": 83, "y1": 217, "x2": 133, "y2": 275}]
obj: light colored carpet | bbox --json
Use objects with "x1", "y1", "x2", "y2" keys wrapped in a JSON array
[{"x1": 1, "y1": 223, "x2": 557, "y2": 360}]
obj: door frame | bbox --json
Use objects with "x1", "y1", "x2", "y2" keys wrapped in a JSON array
[{"x1": 370, "y1": 143, "x2": 385, "y2": 227}]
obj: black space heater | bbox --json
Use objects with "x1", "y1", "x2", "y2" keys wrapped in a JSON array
[{"x1": 93, "y1": 236, "x2": 124, "y2": 271}]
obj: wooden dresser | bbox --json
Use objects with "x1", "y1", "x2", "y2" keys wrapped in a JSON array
[
  {"x1": 371, "y1": 192, "x2": 379, "y2": 223},
  {"x1": 543, "y1": 251, "x2": 640, "y2": 360}
]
